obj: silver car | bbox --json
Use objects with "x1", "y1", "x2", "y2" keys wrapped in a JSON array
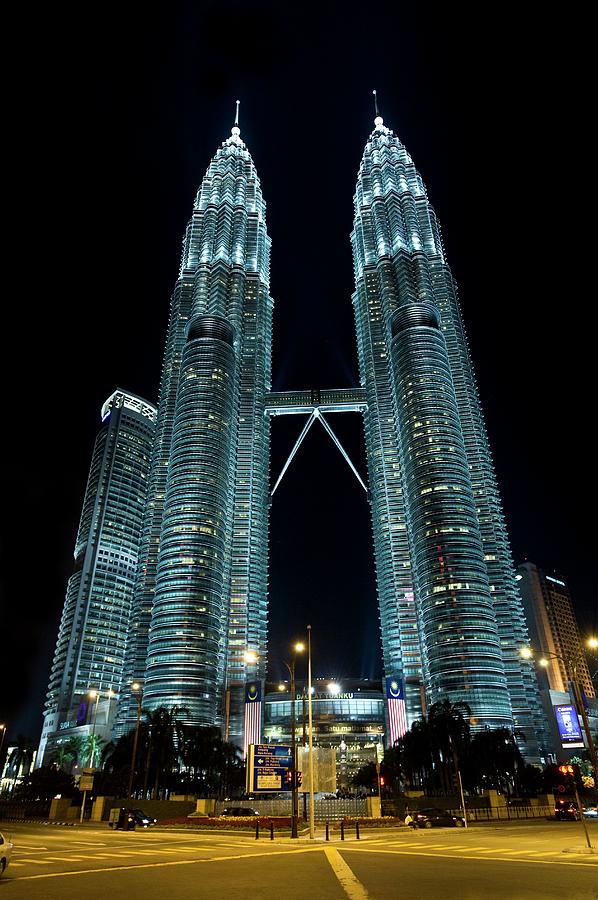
[{"x1": 0, "y1": 832, "x2": 14, "y2": 878}]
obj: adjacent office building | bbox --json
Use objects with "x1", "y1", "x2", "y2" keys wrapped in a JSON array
[
  {"x1": 517, "y1": 562, "x2": 594, "y2": 699},
  {"x1": 38, "y1": 390, "x2": 156, "y2": 765}
]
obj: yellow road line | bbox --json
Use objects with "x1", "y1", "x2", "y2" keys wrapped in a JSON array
[{"x1": 323, "y1": 847, "x2": 372, "y2": 900}]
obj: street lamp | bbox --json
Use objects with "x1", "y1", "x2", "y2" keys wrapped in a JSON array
[
  {"x1": 520, "y1": 646, "x2": 598, "y2": 778},
  {"x1": 127, "y1": 682, "x2": 143, "y2": 798},
  {"x1": 307, "y1": 624, "x2": 315, "y2": 840},
  {"x1": 80, "y1": 688, "x2": 114, "y2": 822},
  {"x1": 283, "y1": 641, "x2": 305, "y2": 839}
]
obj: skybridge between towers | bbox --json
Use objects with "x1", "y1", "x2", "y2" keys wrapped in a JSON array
[{"x1": 265, "y1": 388, "x2": 369, "y2": 499}]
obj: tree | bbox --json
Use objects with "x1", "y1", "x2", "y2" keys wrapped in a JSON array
[
  {"x1": 51, "y1": 744, "x2": 74, "y2": 772},
  {"x1": 464, "y1": 728, "x2": 524, "y2": 796},
  {"x1": 144, "y1": 706, "x2": 186, "y2": 798},
  {"x1": 7, "y1": 735, "x2": 36, "y2": 792},
  {"x1": 351, "y1": 762, "x2": 378, "y2": 794},
  {"x1": 178, "y1": 725, "x2": 244, "y2": 798},
  {"x1": 14, "y1": 764, "x2": 77, "y2": 801},
  {"x1": 426, "y1": 700, "x2": 471, "y2": 794},
  {"x1": 81, "y1": 734, "x2": 106, "y2": 769}
]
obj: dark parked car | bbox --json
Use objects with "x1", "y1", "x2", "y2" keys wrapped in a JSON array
[
  {"x1": 410, "y1": 807, "x2": 465, "y2": 828},
  {"x1": 220, "y1": 806, "x2": 259, "y2": 817},
  {"x1": 110, "y1": 808, "x2": 157, "y2": 829},
  {"x1": 554, "y1": 799, "x2": 578, "y2": 821}
]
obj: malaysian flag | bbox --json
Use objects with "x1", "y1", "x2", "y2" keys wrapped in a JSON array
[
  {"x1": 243, "y1": 680, "x2": 262, "y2": 759},
  {"x1": 385, "y1": 676, "x2": 408, "y2": 746}
]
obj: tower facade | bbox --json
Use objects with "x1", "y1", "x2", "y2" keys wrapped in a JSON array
[
  {"x1": 351, "y1": 113, "x2": 541, "y2": 747},
  {"x1": 38, "y1": 390, "x2": 156, "y2": 764},
  {"x1": 116, "y1": 119, "x2": 272, "y2": 741}
]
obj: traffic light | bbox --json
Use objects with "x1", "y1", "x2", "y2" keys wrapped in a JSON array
[
  {"x1": 379, "y1": 776, "x2": 385, "y2": 786},
  {"x1": 557, "y1": 764, "x2": 577, "y2": 795},
  {"x1": 285, "y1": 770, "x2": 293, "y2": 786},
  {"x1": 295, "y1": 771, "x2": 302, "y2": 788}
]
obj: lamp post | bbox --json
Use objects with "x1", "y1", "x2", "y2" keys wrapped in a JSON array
[
  {"x1": 307, "y1": 624, "x2": 315, "y2": 840},
  {"x1": 127, "y1": 683, "x2": 143, "y2": 799},
  {"x1": 283, "y1": 641, "x2": 305, "y2": 839},
  {"x1": 520, "y1": 646, "x2": 598, "y2": 779},
  {"x1": 0, "y1": 725, "x2": 6, "y2": 785},
  {"x1": 80, "y1": 688, "x2": 113, "y2": 822}
]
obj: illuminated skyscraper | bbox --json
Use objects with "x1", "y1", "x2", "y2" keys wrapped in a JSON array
[
  {"x1": 111, "y1": 102, "x2": 543, "y2": 757},
  {"x1": 351, "y1": 107, "x2": 542, "y2": 749},
  {"x1": 116, "y1": 110, "x2": 272, "y2": 740},
  {"x1": 38, "y1": 390, "x2": 156, "y2": 764},
  {"x1": 517, "y1": 562, "x2": 595, "y2": 700}
]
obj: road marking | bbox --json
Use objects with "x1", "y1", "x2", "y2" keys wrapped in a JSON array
[
  {"x1": 11, "y1": 844, "x2": 48, "y2": 851},
  {"x1": 8, "y1": 845, "x2": 323, "y2": 880},
  {"x1": 324, "y1": 847, "x2": 372, "y2": 900},
  {"x1": 341, "y1": 845, "x2": 597, "y2": 867}
]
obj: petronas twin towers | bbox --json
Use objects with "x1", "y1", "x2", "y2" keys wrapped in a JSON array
[{"x1": 43, "y1": 101, "x2": 542, "y2": 761}]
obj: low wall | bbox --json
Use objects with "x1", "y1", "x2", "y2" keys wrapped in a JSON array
[{"x1": 105, "y1": 799, "x2": 197, "y2": 821}]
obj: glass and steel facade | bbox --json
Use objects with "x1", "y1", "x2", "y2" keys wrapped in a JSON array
[
  {"x1": 116, "y1": 123, "x2": 273, "y2": 738},
  {"x1": 264, "y1": 678, "x2": 385, "y2": 792},
  {"x1": 351, "y1": 115, "x2": 542, "y2": 750},
  {"x1": 38, "y1": 390, "x2": 156, "y2": 764}
]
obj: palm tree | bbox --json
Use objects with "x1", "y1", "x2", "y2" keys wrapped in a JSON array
[
  {"x1": 427, "y1": 699, "x2": 471, "y2": 793},
  {"x1": 465, "y1": 727, "x2": 524, "y2": 796},
  {"x1": 8, "y1": 735, "x2": 35, "y2": 793},
  {"x1": 51, "y1": 744, "x2": 75, "y2": 772},
  {"x1": 145, "y1": 706, "x2": 186, "y2": 798},
  {"x1": 81, "y1": 734, "x2": 106, "y2": 769}
]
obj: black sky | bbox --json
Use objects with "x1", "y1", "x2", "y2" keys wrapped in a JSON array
[{"x1": 2, "y1": 3, "x2": 594, "y2": 741}]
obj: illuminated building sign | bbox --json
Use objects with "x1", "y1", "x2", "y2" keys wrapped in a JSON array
[{"x1": 554, "y1": 704, "x2": 584, "y2": 748}]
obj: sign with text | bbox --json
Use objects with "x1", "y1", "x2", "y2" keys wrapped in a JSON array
[
  {"x1": 554, "y1": 704, "x2": 584, "y2": 748},
  {"x1": 246, "y1": 744, "x2": 293, "y2": 793}
]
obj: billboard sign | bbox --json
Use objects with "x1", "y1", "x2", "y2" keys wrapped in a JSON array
[{"x1": 554, "y1": 704, "x2": 584, "y2": 748}]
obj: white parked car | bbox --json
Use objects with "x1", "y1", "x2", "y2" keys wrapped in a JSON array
[{"x1": 0, "y1": 832, "x2": 14, "y2": 878}]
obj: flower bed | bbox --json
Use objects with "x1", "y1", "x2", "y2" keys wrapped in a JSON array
[{"x1": 157, "y1": 815, "x2": 294, "y2": 829}]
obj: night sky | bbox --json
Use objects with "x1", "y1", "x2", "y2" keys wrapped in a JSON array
[{"x1": 2, "y1": 4, "x2": 593, "y2": 742}]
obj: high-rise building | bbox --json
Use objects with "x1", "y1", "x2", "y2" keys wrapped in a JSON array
[
  {"x1": 116, "y1": 113, "x2": 272, "y2": 740},
  {"x1": 38, "y1": 390, "x2": 157, "y2": 765},
  {"x1": 108, "y1": 104, "x2": 542, "y2": 757},
  {"x1": 351, "y1": 111, "x2": 542, "y2": 751},
  {"x1": 517, "y1": 562, "x2": 594, "y2": 699}
]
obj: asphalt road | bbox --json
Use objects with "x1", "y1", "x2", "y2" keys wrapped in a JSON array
[{"x1": 0, "y1": 819, "x2": 596, "y2": 899}]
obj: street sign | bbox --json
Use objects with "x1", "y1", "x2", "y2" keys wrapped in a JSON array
[
  {"x1": 246, "y1": 744, "x2": 293, "y2": 793},
  {"x1": 79, "y1": 775, "x2": 94, "y2": 791}
]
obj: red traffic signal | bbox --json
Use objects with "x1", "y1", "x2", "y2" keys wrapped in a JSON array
[
  {"x1": 296, "y1": 771, "x2": 302, "y2": 787},
  {"x1": 380, "y1": 776, "x2": 385, "y2": 786},
  {"x1": 285, "y1": 770, "x2": 293, "y2": 784},
  {"x1": 558, "y1": 765, "x2": 574, "y2": 775}
]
